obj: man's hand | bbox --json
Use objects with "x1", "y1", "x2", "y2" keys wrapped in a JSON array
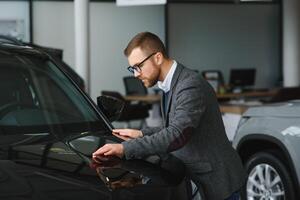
[
  {"x1": 112, "y1": 129, "x2": 143, "y2": 141},
  {"x1": 93, "y1": 144, "x2": 124, "y2": 159},
  {"x1": 90, "y1": 155, "x2": 120, "y2": 169}
]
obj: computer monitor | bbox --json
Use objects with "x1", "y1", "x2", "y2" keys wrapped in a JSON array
[{"x1": 229, "y1": 68, "x2": 256, "y2": 89}]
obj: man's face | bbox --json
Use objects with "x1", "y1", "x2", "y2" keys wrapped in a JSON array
[{"x1": 127, "y1": 48, "x2": 160, "y2": 88}]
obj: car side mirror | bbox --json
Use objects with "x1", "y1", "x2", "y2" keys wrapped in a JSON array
[{"x1": 97, "y1": 95, "x2": 124, "y2": 122}]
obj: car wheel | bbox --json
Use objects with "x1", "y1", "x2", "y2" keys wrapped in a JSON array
[{"x1": 244, "y1": 152, "x2": 295, "y2": 200}]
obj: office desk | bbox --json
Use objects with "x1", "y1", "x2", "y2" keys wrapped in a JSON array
[
  {"x1": 125, "y1": 89, "x2": 278, "y2": 103},
  {"x1": 124, "y1": 94, "x2": 259, "y2": 114},
  {"x1": 217, "y1": 89, "x2": 278, "y2": 100},
  {"x1": 124, "y1": 94, "x2": 161, "y2": 104},
  {"x1": 219, "y1": 104, "x2": 250, "y2": 115}
]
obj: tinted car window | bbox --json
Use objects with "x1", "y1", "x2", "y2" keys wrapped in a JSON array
[{"x1": 0, "y1": 52, "x2": 109, "y2": 137}]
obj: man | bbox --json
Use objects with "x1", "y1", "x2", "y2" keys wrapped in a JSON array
[{"x1": 93, "y1": 32, "x2": 245, "y2": 200}]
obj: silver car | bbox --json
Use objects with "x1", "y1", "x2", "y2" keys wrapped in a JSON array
[{"x1": 232, "y1": 100, "x2": 300, "y2": 200}]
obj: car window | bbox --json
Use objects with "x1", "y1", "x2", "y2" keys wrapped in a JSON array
[{"x1": 0, "y1": 53, "x2": 109, "y2": 136}]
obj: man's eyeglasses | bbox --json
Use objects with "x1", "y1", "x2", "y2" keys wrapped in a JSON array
[{"x1": 127, "y1": 52, "x2": 157, "y2": 74}]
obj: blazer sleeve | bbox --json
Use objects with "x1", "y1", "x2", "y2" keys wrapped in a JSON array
[
  {"x1": 141, "y1": 126, "x2": 163, "y2": 136},
  {"x1": 122, "y1": 77, "x2": 206, "y2": 160}
]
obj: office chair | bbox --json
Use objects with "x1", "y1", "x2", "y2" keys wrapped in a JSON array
[
  {"x1": 123, "y1": 76, "x2": 148, "y2": 95},
  {"x1": 123, "y1": 75, "x2": 152, "y2": 111},
  {"x1": 101, "y1": 91, "x2": 149, "y2": 128},
  {"x1": 201, "y1": 70, "x2": 224, "y2": 93}
]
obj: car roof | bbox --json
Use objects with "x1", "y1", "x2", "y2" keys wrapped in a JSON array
[{"x1": 0, "y1": 43, "x2": 48, "y2": 58}]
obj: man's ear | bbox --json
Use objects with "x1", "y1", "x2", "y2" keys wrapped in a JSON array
[{"x1": 155, "y1": 52, "x2": 164, "y2": 65}]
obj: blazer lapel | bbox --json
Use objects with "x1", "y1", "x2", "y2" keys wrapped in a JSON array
[
  {"x1": 161, "y1": 91, "x2": 166, "y2": 123},
  {"x1": 163, "y1": 64, "x2": 184, "y2": 127}
]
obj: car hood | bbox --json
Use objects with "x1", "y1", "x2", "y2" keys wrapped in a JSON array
[
  {"x1": 0, "y1": 156, "x2": 186, "y2": 199},
  {"x1": 89, "y1": 155, "x2": 185, "y2": 191},
  {"x1": 243, "y1": 100, "x2": 300, "y2": 117},
  {"x1": 64, "y1": 133, "x2": 186, "y2": 190},
  {"x1": 0, "y1": 160, "x2": 111, "y2": 200}
]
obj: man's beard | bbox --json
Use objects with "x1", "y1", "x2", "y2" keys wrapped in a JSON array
[{"x1": 143, "y1": 77, "x2": 158, "y2": 88}]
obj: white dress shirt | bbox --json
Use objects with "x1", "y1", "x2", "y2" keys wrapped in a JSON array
[{"x1": 157, "y1": 60, "x2": 177, "y2": 93}]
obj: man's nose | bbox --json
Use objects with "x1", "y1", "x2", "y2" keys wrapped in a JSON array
[{"x1": 134, "y1": 70, "x2": 141, "y2": 77}]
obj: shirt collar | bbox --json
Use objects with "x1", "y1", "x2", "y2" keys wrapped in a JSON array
[{"x1": 157, "y1": 60, "x2": 177, "y2": 93}]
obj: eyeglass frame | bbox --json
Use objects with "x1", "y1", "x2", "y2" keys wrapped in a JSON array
[{"x1": 127, "y1": 52, "x2": 157, "y2": 74}]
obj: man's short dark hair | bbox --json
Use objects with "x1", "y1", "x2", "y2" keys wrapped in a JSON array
[{"x1": 124, "y1": 32, "x2": 168, "y2": 58}]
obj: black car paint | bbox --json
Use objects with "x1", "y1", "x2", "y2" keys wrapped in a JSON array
[{"x1": 0, "y1": 44, "x2": 187, "y2": 200}]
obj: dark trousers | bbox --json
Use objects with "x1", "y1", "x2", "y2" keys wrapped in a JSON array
[{"x1": 224, "y1": 192, "x2": 240, "y2": 200}]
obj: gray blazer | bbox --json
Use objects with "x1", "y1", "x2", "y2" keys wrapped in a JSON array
[{"x1": 122, "y1": 64, "x2": 246, "y2": 199}]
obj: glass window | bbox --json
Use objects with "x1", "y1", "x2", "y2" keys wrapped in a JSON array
[{"x1": 0, "y1": 54, "x2": 109, "y2": 137}]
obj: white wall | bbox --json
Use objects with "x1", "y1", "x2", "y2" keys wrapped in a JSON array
[
  {"x1": 168, "y1": 3, "x2": 280, "y2": 88},
  {"x1": 33, "y1": 2, "x2": 75, "y2": 70},
  {"x1": 89, "y1": 3, "x2": 165, "y2": 100},
  {"x1": 283, "y1": 0, "x2": 300, "y2": 87},
  {"x1": 0, "y1": 1, "x2": 30, "y2": 41},
  {"x1": 32, "y1": 1, "x2": 165, "y2": 101}
]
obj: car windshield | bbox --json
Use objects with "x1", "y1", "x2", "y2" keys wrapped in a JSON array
[{"x1": 0, "y1": 50, "x2": 109, "y2": 137}]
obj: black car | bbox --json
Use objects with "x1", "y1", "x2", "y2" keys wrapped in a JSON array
[{"x1": 0, "y1": 42, "x2": 187, "y2": 200}]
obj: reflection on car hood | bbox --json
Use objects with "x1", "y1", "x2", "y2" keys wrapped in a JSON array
[
  {"x1": 0, "y1": 157, "x2": 186, "y2": 199},
  {"x1": 90, "y1": 155, "x2": 185, "y2": 191},
  {"x1": 0, "y1": 160, "x2": 111, "y2": 200},
  {"x1": 243, "y1": 100, "x2": 300, "y2": 117}
]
